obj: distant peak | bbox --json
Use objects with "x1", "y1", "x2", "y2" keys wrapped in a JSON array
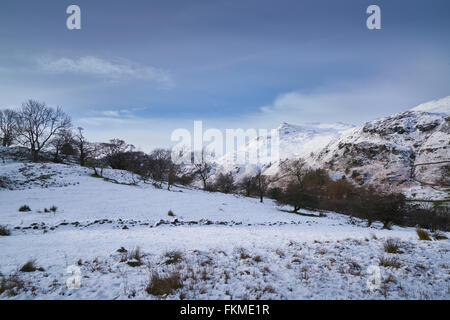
[
  {"x1": 276, "y1": 121, "x2": 354, "y2": 133},
  {"x1": 410, "y1": 96, "x2": 450, "y2": 114}
]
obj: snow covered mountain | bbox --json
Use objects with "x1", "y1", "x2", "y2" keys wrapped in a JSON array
[
  {"x1": 314, "y1": 96, "x2": 449, "y2": 199},
  {"x1": 213, "y1": 96, "x2": 450, "y2": 200},
  {"x1": 212, "y1": 122, "x2": 354, "y2": 180},
  {"x1": 410, "y1": 96, "x2": 450, "y2": 114}
]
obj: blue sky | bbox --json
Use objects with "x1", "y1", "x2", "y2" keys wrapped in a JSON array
[{"x1": 0, "y1": 0, "x2": 449, "y2": 150}]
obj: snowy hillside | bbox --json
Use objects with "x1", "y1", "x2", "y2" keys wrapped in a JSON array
[
  {"x1": 410, "y1": 96, "x2": 450, "y2": 114},
  {"x1": 314, "y1": 99, "x2": 449, "y2": 199},
  {"x1": 212, "y1": 97, "x2": 450, "y2": 200},
  {"x1": 213, "y1": 122, "x2": 354, "y2": 181},
  {"x1": 0, "y1": 157, "x2": 449, "y2": 300}
]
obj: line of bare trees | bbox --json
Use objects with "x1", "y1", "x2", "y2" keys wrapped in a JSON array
[
  {"x1": 1, "y1": 100, "x2": 71, "y2": 161},
  {"x1": 0, "y1": 99, "x2": 201, "y2": 190}
]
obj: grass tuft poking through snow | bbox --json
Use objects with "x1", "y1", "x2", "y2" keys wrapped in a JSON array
[
  {"x1": 146, "y1": 272, "x2": 183, "y2": 296},
  {"x1": 379, "y1": 256, "x2": 402, "y2": 269},
  {"x1": 19, "y1": 260, "x2": 44, "y2": 273},
  {"x1": 18, "y1": 205, "x2": 31, "y2": 212},
  {"x1": 0, "y1": 273, "x2": 27, "y2": 297},
  {"x1": 122, "y1": 247, "x2": 144, "y2": 267},
  {"x1": 383, "y1": 238, "x2": 403, "y2": 254},
  {"x1": 0, "y1": 225, "x2": 10, "y2": 236},
  {"x1": 416, "y1": 226, "x2": 432, "y2": 241},
  {"x1": 163, "y1": 250, "x2": 183, "y2": 265},
  {"x1": 432, "y1": 231, "x2": 448, "y2": 240}
]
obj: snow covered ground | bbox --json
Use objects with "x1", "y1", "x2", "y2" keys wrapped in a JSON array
[{"x1": 0, "y1": 161, "x2": 449, "y2": 299}]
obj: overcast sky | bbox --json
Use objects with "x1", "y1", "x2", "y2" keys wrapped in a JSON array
[{"x1": 0, "y1": 0, "x2": 449, "y2": 151}]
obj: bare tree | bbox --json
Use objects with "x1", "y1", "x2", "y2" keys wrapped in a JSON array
[
  {"x1": 49, "y1": 129, "x2": 74, "y2": 162},
  {"x1": 74, "y1": 127, "x2": 90, "y2": 166},
  {"x1": 239, "y1": 175, "x2": 256, "y2": 197},
  {"x1": 147, "y1": 148, "x2": 171, "y2": 187},
  {"x1": 86, "y1": 142, "x2": 108, "y2": 177},
  {"x1": 167, "y1": 158, "x2": 181, "y2": 191},
  {"x1": 15, "y1": 100, "x2": 71, "y2": 162},
  {"x1": 214, "y1": 172, "x2": 235, "y2": 194},
  {"x1": 101, "y1": 139, "x2": 134, "y2": 169},
  {"x1": 254, "y1": 168, "x2": 270, "y2": 203},
  {"x1": 0, "y1": 109, "x2": 18, "y2": 147},
  {"x1": 193, "y1": 147, "x2": 214, "y2": 190},
  {"x1": 168, "y1": 147, "x2": 188, "y2": 190},
  {"x1": 278, "y1": 158, "x2": 308, "y2": 184}
]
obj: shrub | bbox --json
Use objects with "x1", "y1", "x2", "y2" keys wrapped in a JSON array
[
  {"x1": 277, "y1": 181, "x2": 318, "y2": 212},
  {"x1": 145, "y1": 272, "x2": 183, "y2": 296},
  {"x1": 0, "y1": 273, "x2": 26, "y2": 296},
  {"x1": 267, "y1": 187, "x2": 283, "y2": 201},
  {"x1": 18, "y1": 205, "x2": 31, "y2": 212},
  {"x1": 213, "y1": 172, "x2": 235, "y2": 194},
  {"x1": 164, "y1": 250, "x2": 183, "y2": 265},
  {"x1": 168, "y1": 210, "x2": 175, "y2": 217},
  {"x1": 50, "y1": 205, "x2": 57, "y2": 213},
  {"x1": 383, "y1": 239, "x2": 403, "y2": 254},
  {"x1": 379, "y1": 256, "x2": 401, "y2": 269},
  {"x1": 0, "y1": 225, "x2": 10, "y2": 236},
  {"x1": 253, "y1": 255, "x2": 262, "y2": 263},
  {"x1": 432, "y1": 231, "x2": 448, "y2": 240},
  {"x1": 416, "y1": 226, "x2": 431, "y2": 241},
  {"x1": 19, "y1": 260, "x2": 43, "y2": 272}
]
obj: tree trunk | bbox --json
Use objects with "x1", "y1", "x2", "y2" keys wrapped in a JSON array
[
  {"x1": 53, "y1": 148, "x2": 59, "y2": 163},
  {"x1": 31, "y1": 149, "x2": 39, "y2": 162}
]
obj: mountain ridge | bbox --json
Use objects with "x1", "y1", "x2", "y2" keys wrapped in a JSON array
[{"x1": 212, "y1": 96, "x2": 450, "y2": 200}]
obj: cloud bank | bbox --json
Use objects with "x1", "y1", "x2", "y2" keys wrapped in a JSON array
[{"x1": 38, "y1": 56, "x2": 173, "y2": 87}]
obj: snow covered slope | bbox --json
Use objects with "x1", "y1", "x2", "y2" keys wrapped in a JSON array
[
  {"x1": 0, "y1": 159, "x2": 448, "y2": 300},
  {"x1": 212, "y1": 97, "x2": 449, "y2": 200},
  {"x1": 410, "y1": 96, "x2": 450, "y2": 114},
  {"x1": 314, "y1": 98, "x2": 450, "y2": 199},
  {"x1": 213, "y1": 122, "x2": 354, "y2": 180}
]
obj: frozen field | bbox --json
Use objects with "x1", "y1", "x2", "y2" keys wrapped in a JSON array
[{"x1": 0, "y1": 162, "x2": 449, "y2": 299}]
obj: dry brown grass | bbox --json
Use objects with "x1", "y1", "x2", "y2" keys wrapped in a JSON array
[
  {"x1": 0, "y1": 273, "x2": 26, "y2": 296},
  {"x1": 0, "y1": 225, "x2": 10, "y2": 236},
  {"x1": 379, "y1": 256, "x2": 401, "y2": 269},
  {"x1": 416, "y1": 226, "x2": 431, "y2": 241},
  {"x1": 163, "y1": 250, "x2": 183, "y2": 265},
  {"x1": 18, "y1": 205, "x2": 31, "y2": 212},
  {"x1": 145, "y1": 272, "x2": 183, "y2": 296},
  {"x1": 19, "y1": 260, "x2": 43, "y2": 272},
  {"x1": 383, "y1": 238, "x2": 403, "y2": 254},
  {"x1": 432, "y1": 231, "x2": 448, "y2": 240}
]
